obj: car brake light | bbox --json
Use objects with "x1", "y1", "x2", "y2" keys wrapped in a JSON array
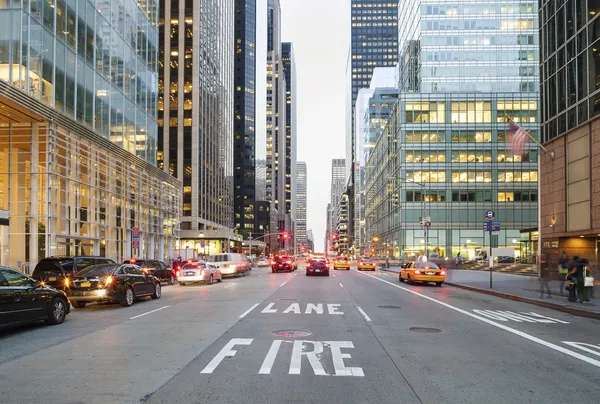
[
  {"x1": 271, "y1": 261, "x2": 276, "y2": 265},
  {"x1": 130, "y1": 259, "x2": 135, "y2": 263},
  {"x1": 414, "y1": 270, "x2": 421, "y2": 275},
  {"x1": 306, "y1": 264, "x2": 311, "y2": 268},
  {"x1": 176, "y1": 271, "x2": 180, "y2": 277},
  {"x1": 286, "y1": 260, "x2": 292, "y2": 264},
  {"x1": 105, "y1": 275, "x2": 114, "y2": 285},
  {"x1": 440, "y1": 271, "x2": 446, "y2": 275},
  {"x1": 64, "y1": 278, "x2": 70, "y2": 287}
]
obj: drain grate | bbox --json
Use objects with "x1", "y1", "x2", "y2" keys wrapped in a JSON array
[
  {"x1": 378, "y1": 305, "x2": 402, "y2": 309},
  {"x1": 278, "y1": 298, "x2": 298, "y2": 301},
  {"x1": 271, "y1": 329, "x2": 313, "y2": 337},
  {"x1": 409, "y1": 327, "x2": 441, "y2": 334}
]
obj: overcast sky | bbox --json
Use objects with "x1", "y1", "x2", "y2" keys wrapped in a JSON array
[{"x1": 256, "y1": 0, "x2": 350, "y2": 252}]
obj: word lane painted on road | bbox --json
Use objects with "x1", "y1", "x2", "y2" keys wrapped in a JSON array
[
  {"x1": 261, "y1": 302, "x2": 344, "y2": 315},
  {"x1": 201, "y1": 338, "x2": 364, "y2": 377},
  {"x1": 472, "y1": 310, "x2": 569, "y2": 324}
]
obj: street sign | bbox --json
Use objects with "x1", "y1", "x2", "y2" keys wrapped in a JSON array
[
  {"x1": 132, "y1": 227, "x2": 141, "y2": 237},
  {"x1": 485, "y1": 210, "x2": 495, "y2": 221},
  {"x1": 132, "y1": 227, "x2": 141, "y2": 250},
  {"x1": 483, "y1": 222, "x2": 491, "y2": 231},
  {"x1": 491, "y1": 221, "x2": 500, "y2": 236},
  {"x1": 424, "y1": 221, "x2": 431, "y2": 228},
  {"x1": 132, "y1": 239, "x2": 140, "y2": 249}
]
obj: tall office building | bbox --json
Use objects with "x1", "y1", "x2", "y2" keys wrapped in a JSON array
[
  {"x1": 233, "y1": 0, "x2": 257, "y2": 237},
  {"x1": 365, "y1": 0, "x2": 539, "y2": 259},
  {"x1": 346, "y1": 0, "x2": 399, "y2": 251},
  {"x1": 0, "y1": 0, "x2": 181, "y2": 269},
  {"x1": 282, "y1": 42, "x2": 297, "y2": 226},
  {"x1": 539, "y1": 1, "x2": 600, "y2": 267},
  {"x1": 296, "y1": 162, "x2": 307, "y2": 250},
  {"x1": 325, "y1": 203, "x2": 333, "y2": 252},
  {"x1": 330, "y1": 159, "x2": 346, "y2": 250},
  {"x1": 158, "y1": 0, "x2": 236, "y2": 255},
  {"x1": 255, "y1": 159, "x2": 267, "y2": 202}
]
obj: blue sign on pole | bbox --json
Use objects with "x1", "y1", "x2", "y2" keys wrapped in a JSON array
[
  {"x1": 483, "y1": 222, "x2": 491, "y2": 231},
  {"x1": 491, "y1": 221, "x2": 500, "y2": 232},
  {"x1": 485, "y1": 210, "x2": 495, "y2": 221}
]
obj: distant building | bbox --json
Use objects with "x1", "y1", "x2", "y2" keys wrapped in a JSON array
[{"x1": 296, "y1": 162, "x2": 307, "y2": 250}]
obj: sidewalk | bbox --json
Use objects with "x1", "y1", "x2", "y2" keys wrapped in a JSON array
[{"x1": 379, "y1": 267, "x2": 600, "y2": 319}]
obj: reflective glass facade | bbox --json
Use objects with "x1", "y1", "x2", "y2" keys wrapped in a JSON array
[
  {"x1": 539, "y1": 0, "x2": 600, "y2": 142},
  {"x1": 0, "y1": 0, "x2": 159, "y2": 163},
  {"x1": 296, "y1": 161, "x2": 307, "y2": 247},
  {"x1": 233, "y1": 0, "x2": 257, "y2": 235},
  {"x1": 364, "y1": 0, "x2": 540, "y2": 259},
  {"x1": 365, "y1": 95, "x2": 539, "y2": 258}
]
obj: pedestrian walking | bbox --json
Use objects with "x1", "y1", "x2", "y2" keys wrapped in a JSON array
[
  {"x1": 539, "y1": 268, "x2": 552, "y2": 298},
  {"x1": 567, "y1": 257, "x2": 593, "y2": 303},
  {"x1": 558, "y1": 251, "x2": 569, "y2": 296}
]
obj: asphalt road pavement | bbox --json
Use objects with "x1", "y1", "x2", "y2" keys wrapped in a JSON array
[{"x1": 1, "y1": 265, "x2": 600, "y2": 404}]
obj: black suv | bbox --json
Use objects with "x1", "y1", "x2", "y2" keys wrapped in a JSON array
[
  {"x1": 124, "y1": 259, "x2": 176, "y2": 285},
  {"x1": 32, "y1": 257, "x2": 116, "y2": 291}
]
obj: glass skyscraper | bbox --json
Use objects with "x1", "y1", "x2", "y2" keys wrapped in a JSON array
[
  {"x1": 233, "y1": 0, "x2": 257, "y2": 237},
  {"x1": 0, "y1": 0, "x2": 181, "y2": 269},
  {"x1": 365, "y1": 0, "x2": 540, "y2": 260}
]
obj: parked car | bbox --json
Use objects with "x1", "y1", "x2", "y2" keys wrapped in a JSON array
[
  {"x1": 306, "y1": 258, "x2": 329, "y2": 276},
  {"x1": 32, "y1": 256, "x2": 116, "y2": 291},
  {"x1": 0, "y1": 266, "x2": 70, "y2": 329},
  {"x1": 177, "y1": 261, "x2": 222, "y2": 286},
  {"x1": 207, "y1": 253, "x2": 251, "y2": 277},
  {"x1": 124, "y1": 259, "x2": 176, "y2": 285},
  {"x1": 399, "y1": 261, "x2": 446, "y2": 286},
  {"x1": 68, "y1": 263, "x2": 161, "y2": 308},
  {"x1": 271, "y1": 255, "x2": 297, "y2": 273}
]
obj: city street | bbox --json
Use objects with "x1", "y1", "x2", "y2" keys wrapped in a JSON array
[{"x1": 1, "y1": 264, "x2": 600, "y2": 404}]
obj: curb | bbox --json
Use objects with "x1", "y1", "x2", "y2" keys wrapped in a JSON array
[{"x1": 378, "y1": 268, "x2": 600, "y2": 320}]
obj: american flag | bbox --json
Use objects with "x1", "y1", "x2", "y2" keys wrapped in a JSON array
[{"x1": 508, "y1": 120, "x2": 529, "y2": 157}]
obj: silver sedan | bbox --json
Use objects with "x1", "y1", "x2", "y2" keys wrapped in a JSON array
[{"x1": 177, "y1": 261, "x2": 222, "y2": 286}]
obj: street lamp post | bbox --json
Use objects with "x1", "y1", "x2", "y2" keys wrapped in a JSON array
[{"x1": 394, "y1": 176, "x2": 428, "y2": 259}]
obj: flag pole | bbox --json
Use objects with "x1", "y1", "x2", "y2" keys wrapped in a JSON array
[{"x1": 505, "y1": 115, "x2": 555, "y2": 160}]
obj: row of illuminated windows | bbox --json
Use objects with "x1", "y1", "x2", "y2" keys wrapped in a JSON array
[
  {"x1": 403, "y1": 170, "x2": 537, "y2": 183},
  {"x1": 423, "y1": 4, "x2": 534, "y2": 15},
  {"x1": 404, "y1": 190, "x2": 538, "y2": 202},
  {"x1": 423, "y1": 19, "x2": 535, "y2": 31},
  {"x1": 405, "y1": 150, "x2": 532, "y2": 163},
  {"x1": 424, "y1": 50, "x2": 536, "y2": 62},
  {"x1": 422, "y1": 35, "x2": 536, "y2": 47}
]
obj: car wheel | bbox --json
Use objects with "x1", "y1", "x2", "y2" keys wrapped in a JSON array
[
  {"x1": 305, "y1": 272, "x2": 310, "y2": 276},
  {"x1": 168, "y1": 275, "x2": 175, "y2": 285},
  {"x1": 399, "y1": 274, "x2": 405, "y2": 283},
  {"x1": 407, "y1": 275, "x2": 414, "y2": 285},
  {"x1": 179, "y1": 282, "x2": 186, "y2": 286},
  {"x1": 121, "y1": 287, "x2": 135, "y2": 307},
  {"x1": 151, "y1": 283, "x2": 161, "y2": 299},
  {"x1": 209, "y1": 274, "x2": 214, "y2": 285},
  {"x1": 72, "y1": 301, "x2": 87, "y2": 309},
  {"x1": 435, "y1": 282, "x2": 443, "y2": 287},
  {"x1": 325, "y1": 271, "x2": 330, "y2": 276},
  {"x1": 217, "y1": 275, "x2": 222, "y2": 283},
  {"x1": 46, "y1": 298, "x2": 67, "y2": 325}
]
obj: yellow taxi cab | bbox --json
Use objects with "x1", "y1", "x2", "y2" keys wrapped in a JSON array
[
  {"x1": 357, "y1": 258, "x2": 376, "y2": 271},
  {"x1": 399, "y1": 261, "x2": 446, "y2": 286},
  {"x1": 333, "y1": 257, "x2": 350, "y2": 270}
]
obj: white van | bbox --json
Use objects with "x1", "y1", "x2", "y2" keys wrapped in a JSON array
[{"x1": 207, "y1": 253, "x2": 251, "y2": 277}]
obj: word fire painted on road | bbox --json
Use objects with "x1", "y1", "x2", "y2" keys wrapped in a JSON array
[
  {"x1": 260, "y1": 302, "x2": 344, "y2": 315},
  {"x1": 472, "y1": 310, "x2": 569, "y2": 324},
  {"x1": 200, "y1": 338, "x2": 364, "y2": 376}
]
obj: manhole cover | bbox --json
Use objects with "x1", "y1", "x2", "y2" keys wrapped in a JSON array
[
  {"x1": 278, "y1": 298, "x2": 298, "y2": 301},
  {"x1": 271, "y1": 329, "x2": 312, "y2": 337},
  {"x1": 409, "y1": 327, "x2": 441, "y2": 334},
  {"x1": 378, "y1": 305, "x2": 402, "y2": 309}
]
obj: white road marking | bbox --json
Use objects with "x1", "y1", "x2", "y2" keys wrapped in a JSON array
[
  {"x1": 283, "y1": 303, "x2": 301, "y2": 314},
  {"x1": 289, "y1": 340, "x2": 327, "y2": 375},
  {"x1": 294, "y1": 273, "x2": 298, "y2": 277},
  {"x1": 563, "y1": 342, "x2": 600, "y2": 357},
  {"x1": 129, "y1": 305, "x2": 170, "y2": 320},
  {"x1": 280, "y1": 281, "x2": 287, "y2": 287},
  {"x1": 305, "y1": 303, "x2": 324, "y2": 314},
  {"x1": 332, "y1": 274, "x2": 336, "y2": 277},
  {"x1": 473, "y1": 310, "x2": 570, "y2": 324},
  {"x1": 339, "y1": 282, "x2": 344, "y2": 288},
  {"x1": 327, "y1": 341, "x2": 364, "y2": 376},
  {"x1": 200, "y1": 338, "x2": 253, "y2": 374},
  {"x1": 239, "y1": 303, "x2": 259, "y2": 318},
  {"x1": 357, "y1": 271, "x2": 600, "y2": 369},
  {"x1": 259, "y1": 340, "x2": 283, "y2": 374},
  {"x1": 356, "y1": 306, "x2": 372, "y2": 322},
  {"x1": 224, "y1": 284, "x2": 235, "y2": 289},
  {"x1": 327, "y1": 304, "x2": 344, "y2": 315},
  {"x1": 261, "y1": 302, "x2": 278, "y2": 313}
]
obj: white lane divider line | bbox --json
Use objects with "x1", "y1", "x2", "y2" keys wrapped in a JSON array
[
  {"x1": 280, "y1": 281, "x2": 287, "y2": 287},
  {"x1": 357, "y1": 271, "x2": 600, "y2": 369},
  {"x1": 239, "y1": 303, "x2": 259, "y2": 319},
  {"x1": 294, "y1": 273, "x2": 298, "y2": 277},
  {"x1": 129, "y1": 305, "x2": 170, "y2": 320},
  {"x1": 339, "y1": 282, "x2": 344, "y2": 288},
  {"x1": 356, "y1": 306, "x2": 372, "y2": 322},
  {"x1": 224, "y1": 284, "x2": 235, "y2": 289},
  {"x1": 332, "y1": 273, "x2": 336, "y2": 277}
]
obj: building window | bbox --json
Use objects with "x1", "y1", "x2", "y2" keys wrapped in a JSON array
[
  {"x1": 405, "y1": 131, "x2": 445, "y2": 142},
  {"x1": 451, "y1": 102, "x2": 492, "y2": 123},
  {"x1": 451, "y1": 150, "x2": 492, "y2": 162},
  {"x1": 498, "y1": 171, "x2": 538, "y2": 182},
  {"x1": 406, "y1": 150, "x2": 446, "y2": 163},
  {"x1": 405, "y1": 102, "x2": 445, "y2": 123},
  {"x1": 405, "y1": 171, "x2": 446, "y2": 183}
]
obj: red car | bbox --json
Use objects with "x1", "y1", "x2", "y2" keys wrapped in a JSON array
[
  {"x1": 306, "y1": 259, "x2": 329, "y2": 276},
  {"x1": 271, "y1": 256, "x2": 297, "y2": 272}
]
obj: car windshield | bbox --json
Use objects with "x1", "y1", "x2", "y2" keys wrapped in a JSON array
[
  {"x1": 208, "y1": 255, "x2": 231, "y2": 262},
  {"x1": 275, "y1": 256, "x2": 291, "y2": 262},
  {"x1": 415, "y1": 262, "x2": 440, "y2": 269},
  {"x1": 337, "y1": 257, "x2": 348, "y2": 261},
  {"x1": 183, "y1": 263, "x2": 205, "y2": 269},
  {"x1": 74, "y1": 264, "x2": 118, "y2": 277},
  {"x1": 34, "y1": 259, "x2": 72, "y2": 274}
]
